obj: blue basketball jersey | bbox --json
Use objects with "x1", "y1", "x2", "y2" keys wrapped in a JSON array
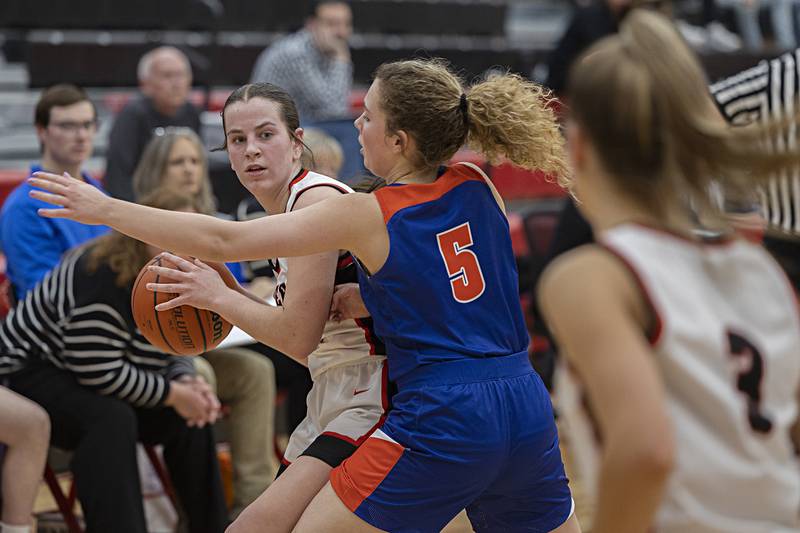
[{"x1": 357, "y1": 163, "x2": 530, "y2": 383}]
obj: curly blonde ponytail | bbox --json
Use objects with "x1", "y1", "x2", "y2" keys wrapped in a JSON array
[
  {"x1": 466, "y1": 73, "x2": 568, "y2": 180},
  {"x1": 374, "y1": 60, "x2": 568, "y2": 182}
]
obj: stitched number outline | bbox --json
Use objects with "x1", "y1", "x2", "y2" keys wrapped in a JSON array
[{"x1": 437, "y1": 222, "x2": 486, "y2": 303}]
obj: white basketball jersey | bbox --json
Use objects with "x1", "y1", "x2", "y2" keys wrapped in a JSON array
[
  {"x1": 274, "y1": 170, "x2": 385, "y2": 379},
  {"x1": 601, "y1": 224, "x2": 800, "y2": 532}
]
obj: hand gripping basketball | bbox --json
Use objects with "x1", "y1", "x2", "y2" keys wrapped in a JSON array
[{"x1": 132, "y1": 253, "x2": 237, "y2": 356}]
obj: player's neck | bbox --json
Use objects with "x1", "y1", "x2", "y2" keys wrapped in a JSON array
[
  {"x1": 39, "y1": 154, "x2": 83, "y2": 181},
  {"x1": 385, "y1": 166, "x2": 436, "y2": 185},
  {"x1": 583, "y1": 178, "x2": 694, "y2": 237},
  {"x1": 253, "y1": 164, "x2": 304, "y2": 215}
]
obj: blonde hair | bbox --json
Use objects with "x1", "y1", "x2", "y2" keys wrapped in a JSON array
[
  {"x1": 373, "y1": 59, "x2": 568, "y2": 180},
  {"x1": 567, "y1": 9, "x2": 798, "y2": 217},
  {"x1": 133, "y1": 128, "x2": 216, "y2": 214},
  {"x1": 301, "y1": 128, "x2": 344, "y2": 177},
  {"x1": 87, "y1": 189, "x2": 210, "y2": 287}
]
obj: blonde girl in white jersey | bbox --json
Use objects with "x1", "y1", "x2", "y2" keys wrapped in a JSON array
[
  {"x1": 135, "y1": 83, "x2": 388, "y2": 532},
  {"x1": 539, "y1": 10, "x2": 800, "y2": 533}
]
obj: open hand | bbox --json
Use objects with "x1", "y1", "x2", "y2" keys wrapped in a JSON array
[
  {"x1": 146, "y1": 252, "x2": 235, "y2": 312},
  {"x1": 27, "y1": 171, "x2": 112, "y2": 224}
]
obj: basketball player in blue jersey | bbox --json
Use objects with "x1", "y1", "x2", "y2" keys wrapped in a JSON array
[
  {"x1": 30, "y1": 60, "x2": 580, "y2": 532},
  {"x1": 539, "y1": 11, "x2": 800, "y2": 533}
]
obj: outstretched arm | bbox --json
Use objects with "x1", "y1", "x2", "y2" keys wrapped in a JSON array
[{"x1": 29, "y1": 171, "x2": 384, "y2": 265}]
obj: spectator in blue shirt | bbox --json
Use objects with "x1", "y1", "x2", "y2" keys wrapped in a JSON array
[{"x1": 0, "y1": 84, "x2": 109, "y2": 299}]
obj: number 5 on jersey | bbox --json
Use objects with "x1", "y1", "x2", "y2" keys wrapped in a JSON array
[{"x1": 437, "y1": 222, "x2": 486, "y2": 303}]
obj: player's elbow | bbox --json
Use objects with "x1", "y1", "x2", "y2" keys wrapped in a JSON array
[
  {"x1": 638, "y1": 440, "x2": 674, "y2": 482},
  {"x1": 621, "y1": 422, "x2": 675, "y2": 481},
  {"x1": 283, "y1": 338, "x2": 316, "y2": 361}
]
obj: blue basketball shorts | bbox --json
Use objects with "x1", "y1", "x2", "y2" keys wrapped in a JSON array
[{"x1": 330, "y1": 351, "x2": 573, "y2": 533}]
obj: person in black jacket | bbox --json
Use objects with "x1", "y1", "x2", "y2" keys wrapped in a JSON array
[
  {"x1": 0, "y1": 189, "x2": 228, "y2": 533},
  {"x1": 105, "y1": 47, "x2": 201, "y2": 201}
]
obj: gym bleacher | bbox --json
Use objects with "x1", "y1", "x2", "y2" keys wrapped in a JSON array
[{"x1": 0, "y1": 0, "x2": 778, "y2": 211}]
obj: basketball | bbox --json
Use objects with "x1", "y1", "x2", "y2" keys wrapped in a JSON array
[{"x1": 131, "y1": 255, "x2": 236, "y2": 356}]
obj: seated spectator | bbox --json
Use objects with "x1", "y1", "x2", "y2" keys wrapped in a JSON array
[
  {"x1": 250, "y1": 1, "x2": 353, "y2": 123},
  {"x1": 105, "y1": 46, "x2": 201, "y2": 201},
  {"x1": 0, "y1": 387, "x2": 49, "y2": 533},
  {"x1": 0, "y1": 84, "x2": 109, "y2": 300},
  {"x1": 2, "y1": 189, "x2": 228, "y2": 533},
  {"x1": 132, "y1": 129, "x2": 279, "y2": 517},
  {"x1": 300, "y1": 128, "x2": 344, "y2": 179}
]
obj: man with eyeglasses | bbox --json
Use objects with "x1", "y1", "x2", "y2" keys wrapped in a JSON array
[
  {"x1": 0, "y1": 84, "x2": 109, "y2": 299},
  {"x1": 105, "y1": 46, "x2": 201, "y2": 202}
]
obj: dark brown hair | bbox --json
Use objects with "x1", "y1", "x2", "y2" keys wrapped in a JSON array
[
  {"x1": 35, "y1": 84, "x2": 95, "y2": 127},
  {"x1": 373, "y1": 59, "x2": 568, "y2": 179},
  {"x1": 215, "y1": 83, "x2": 302, "y2": 151},
  {"x1": 308, "y1": 0, "x2": 350, "y2": 18}
]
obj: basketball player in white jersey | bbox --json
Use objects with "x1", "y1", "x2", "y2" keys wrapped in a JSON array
[
  {"x1": 539, "y1": 10, "x2": 800, "y2": 533},
  {"x1": 137, "y1": 83, "x2": 388, "y2": 533}
]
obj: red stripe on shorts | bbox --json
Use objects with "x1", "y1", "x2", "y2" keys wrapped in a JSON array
[{"x1": 330, "y1": 435, "x2": 404, "y2": 512}]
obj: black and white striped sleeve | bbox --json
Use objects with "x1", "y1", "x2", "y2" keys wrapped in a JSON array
[
  {"x1": 0, "y1": 251, "x2": 78, "y2": 375},
  {"x1": 62, "y1": 302, "x2": 172, "y2": 408},
  {"x1": 710, "y1": 50, "x2": 800, "y2": 235}
]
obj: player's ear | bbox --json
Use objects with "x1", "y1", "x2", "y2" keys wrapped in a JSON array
[
  {"x1": 292, "y1": 127, "x2": 305, "y2": 161},
  {"x1": 393, "y1": 130, "x2": 409, "y2": 154}
]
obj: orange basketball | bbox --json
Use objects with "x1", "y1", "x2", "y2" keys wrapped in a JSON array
[{"x1": 131, "y1": 255, "x2": 236, "y2": 356}]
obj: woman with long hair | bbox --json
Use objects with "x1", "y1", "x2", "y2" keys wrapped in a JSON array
[{"x1": 2, "y1": 189, "x2": 228, "y2": 533}]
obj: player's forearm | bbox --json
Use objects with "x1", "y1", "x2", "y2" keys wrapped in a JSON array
[
  {"x1": 232, "y1": 282, "x2": 269, "y2": 306},
  {"x1": 211, "y1": 290, "x2": 314, "y2": 364},
  {"x1": 104, "y1": 200, "x2": 236, "y2": 262},
  {"x1": 591, "y1": 440, "x2": 674, "y2": 533}
]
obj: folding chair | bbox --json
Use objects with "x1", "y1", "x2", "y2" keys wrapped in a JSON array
[{"x1": 42, "y1": 445, "x2": 178, "y2": 533}]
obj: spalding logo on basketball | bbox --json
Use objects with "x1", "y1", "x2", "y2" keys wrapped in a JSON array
[{"x1": 131, "y1": 255, "x2": 235, "y2": 356}]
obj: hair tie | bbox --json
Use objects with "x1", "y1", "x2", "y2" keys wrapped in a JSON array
[{"x1": 459, "y1": 93, "x2": 469, "y2": 126}]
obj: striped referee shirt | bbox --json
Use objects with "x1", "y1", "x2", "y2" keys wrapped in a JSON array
[
  {"x1": 0, "y1": 244, "x2": 194, "y2": 407},
  {"x1": 710, "y1": 50, "x2": 800, "y2": 235}
]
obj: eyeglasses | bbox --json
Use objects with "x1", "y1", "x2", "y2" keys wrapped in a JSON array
[
  {"x1": 49, "y1": 120, "x2": 99, "y2": 133},
  {"x1": 153, "y1": 126, "x2": 194, "y2": 137}
]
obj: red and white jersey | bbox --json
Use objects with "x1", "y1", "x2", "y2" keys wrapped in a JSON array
[
  {"x1": 601, "y1": 223, "x2": 800, "y2": 532},
  {"x1": 273, "y1": 170, "x2": 385, "y2": 379}
]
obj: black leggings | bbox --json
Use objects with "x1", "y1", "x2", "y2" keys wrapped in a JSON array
[{"x1": 9, "y1": 362, "x2": 228, "y2": 533}]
